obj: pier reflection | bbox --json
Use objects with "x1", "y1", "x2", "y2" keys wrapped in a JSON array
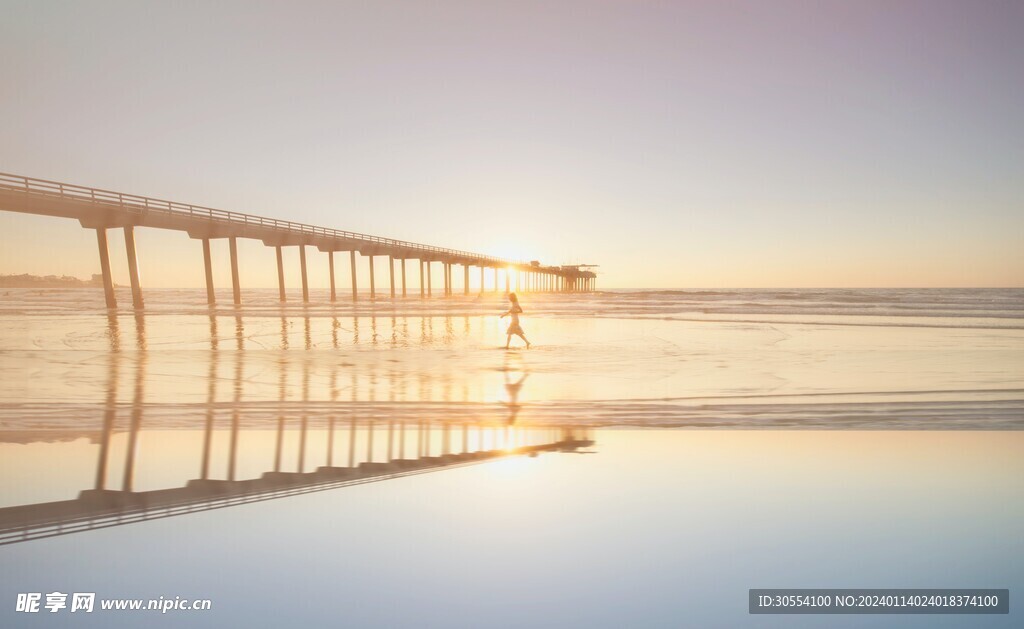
[
  {"x1": 0, "y1": 310, "x2": 595, "y2": 546},
  {"x1": 0, "y1": 421, "x2": 592, "y2": 546}
]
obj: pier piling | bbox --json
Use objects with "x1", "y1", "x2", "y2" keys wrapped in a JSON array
[
  {"x1": 95, "y1": 228, "x2": 116, "y2": 308},
  {"x1": 328, "y1": 251, "x2": 336, "y2": 302},
  {"x1": 229, "y1": 237, "x2": 241, "y2": 305},
  {"x1": 368, "y1": 255, "x2": 376, "y2": 299},
  {"x1": 299, "y1": 245, "x2": 309, "y2": 303},
  {"x1": 202, "y1": 238, "x2": 215, "y2": 305},
  {"x1": 275, "y1": 246, "x2": 286, "y2": 302},
  {"x1": 389, "y1": 255, "x2": 396, "y2": 298},
  {"x1": 350, "y1": 251, "x2": 358, "y2": 301},
  {"x1": 123, "y1": 225, "x2": 144, "y2": 309}
]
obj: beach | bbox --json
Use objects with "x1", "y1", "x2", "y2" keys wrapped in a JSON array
[
  {"x1": 0, "y1": 287, "x2": 1022, "y2": 626},
  {"x1": 1, "y1": 287, "x2": 1021, "y2": 437}
]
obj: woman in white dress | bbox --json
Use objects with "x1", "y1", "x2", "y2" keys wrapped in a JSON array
[{"x1": 500, "y1": 292, "x2": 531, "y2": 349}]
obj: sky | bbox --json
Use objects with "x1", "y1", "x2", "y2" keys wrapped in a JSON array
[{"x1": 1, "y1": 0, "x2": 1021, "y2": 288}]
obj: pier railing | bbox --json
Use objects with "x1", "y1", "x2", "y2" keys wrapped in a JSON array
[{"x1": 0, "y1": 172, "x2": 520, "y2": 266}]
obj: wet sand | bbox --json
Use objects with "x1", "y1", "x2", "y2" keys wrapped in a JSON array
[
  {"x1": 1, "y1": 288, "x2": 1021, "y2": 627},
  {"x1": 1, "y1": 289, "x2": 1021, "y2": 436}
]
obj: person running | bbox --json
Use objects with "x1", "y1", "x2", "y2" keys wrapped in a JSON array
[{"x1": 500, "y1": 292, "x2": 531, "y2": 349}]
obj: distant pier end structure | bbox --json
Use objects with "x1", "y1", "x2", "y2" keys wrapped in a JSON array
[{"x1": 0, "y1": 173, "x2": 598, "y2": 308}]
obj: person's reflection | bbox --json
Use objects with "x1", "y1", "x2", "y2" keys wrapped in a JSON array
[{"x1": 502, "y1": 357, "x2": 529, "y2": 426}]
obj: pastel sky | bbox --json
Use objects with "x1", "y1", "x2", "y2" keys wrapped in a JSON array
[{"x1": 1, "y1": 0, "x2": 1021, "y2": 288}]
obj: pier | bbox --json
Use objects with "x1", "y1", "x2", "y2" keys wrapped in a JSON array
[
  {"x1": 0, "y1": 419, "x2": 594, "y2": 545},
  {"x1": 0, "y1": 173, "x2": 598, "y2": 309}
]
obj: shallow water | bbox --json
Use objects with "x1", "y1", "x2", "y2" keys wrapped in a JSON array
[
  {"x1": 1, "y1": 288, "x2": 1021, "y2": 626},
  {"x1": 1, "y1": 288, "x2": 1022, "y2": 433}
]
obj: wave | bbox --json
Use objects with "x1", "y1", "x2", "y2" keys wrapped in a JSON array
[{"x1": 2, "y1": 287, "x2": 1022, "y2": 324}]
